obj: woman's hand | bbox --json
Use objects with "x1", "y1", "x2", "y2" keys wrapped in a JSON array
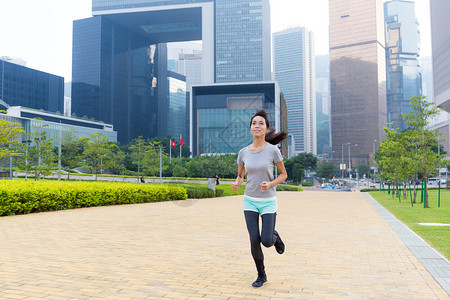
[
  {"x1": 233, "y1": 164, "x2": 245, "y2": 191},
  {"x1": 260, "y1": 181, "x2": 271, "y2": 192}
]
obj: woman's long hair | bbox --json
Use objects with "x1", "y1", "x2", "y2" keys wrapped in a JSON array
[{"x1": 250, "y1": 109, "x2": 287, "y2": 145}]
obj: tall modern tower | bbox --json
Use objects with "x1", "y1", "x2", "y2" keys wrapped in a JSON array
[
  {"x1": 215, "y1": 0, "x2": 271, "y2": 82},
  {"x1": 273, "y1": 27, "x2": 316, "y2": 155},
  {"x1": 384, "y1": 0, "x2": 422, "y2": 131},
  {"x1": 430, "y1": 0, "x2": 450, "y2": 111},
  {"x1": 72, "y1": 0, "x2": 271, "y2": 144},
  {"x1": 329, "y1": 0, "x2": 387, "y2": 161}
]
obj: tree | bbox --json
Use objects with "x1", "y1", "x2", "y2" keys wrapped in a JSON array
[
  {"x1": 375, "y1": 96, "x2": 448, "y2": 206},
  {"x1": 61, "y1": 130, "x2": 87, "y2": 179},
  {"x1": 291, "y1": 163, "x2": 305, "y2": 183},
  {"x1": 173, "y1": 164, "x2": 186, "y2": 177},
  {"x1": 316, "y1": 161, "x2": 338, "y2": 179},
  {"x1": 83, "y1": 132, "x2": 116, "y2": 180},
  {"x1": 403, "y1": 96, "x2": 447, "y2": 207},
  {"x1": 284, "y1": 152, "x2": 317, "y2": 182},
  {"x1": 26, "y1": 123, "x2": 56, "y2": 180},
  {"x1": 129, "y1": 136, "x2": 146, "y2": 182},
  {"x1": 357, "y1": 163, "x2": 371, "y2": 179},
  {"x1": 142, "y1": 142, "x2": 168, "y2": 180},
  {"x1": 0, "y1": 111, "x2": 24, "y2": 160}
]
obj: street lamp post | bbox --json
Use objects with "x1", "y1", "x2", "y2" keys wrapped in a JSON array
[
  {"x1": 58, "y1": 125, "x2": 62, "y2": 181},
  {"x1": 159, "y1": 147, "x2": 162, "y2": 184},
  {"x1": 22, "y1": 140, "x2": 31, "y2": 180},
  {"x1": 348, "y1": 144, "x2": 358, "y2": 179},
  {"x1": 99, "y1": 154, "x2": 106, "y2": 175},
  {"x1": 341, "y1": 143, "x2": 351, "y2": 183}
]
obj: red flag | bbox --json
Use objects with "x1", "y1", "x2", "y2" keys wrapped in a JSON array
[
  {"x1": 170, "y1": 140, "x2": 176, "y2": 148},
  {"x1": 180, "y1": 134, "x2": 184, "y2": 147}
]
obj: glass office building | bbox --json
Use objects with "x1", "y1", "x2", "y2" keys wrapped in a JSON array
[
  {"x1": 430, "y1": 0, "x2": 450, "y2": 111},
  {"x1": 215, "y1": 0, "x2": 271, "y2": 83},
  {"x1": 273, "y1": 27, "x2": 316, "y2": 155},
  {"x1": 72, "y1": 0, "x2": 271, "y2": 146},
  {"x1": 92, "y1": 0, "x2": 212, "y2": 12},
  {"x1": 0, "y1": 59, "x2": 63, "y2": 113},
  {"x1": 191, "y1": 82, "x2": 283, "y2": 156},
  {"x1": 329, "y1": 0, "x2": 387, "y2": 161},
  {"x1": 72, "y1": 16, "x2": 162, "y2": 144},
  {"x1": 167, "y1": 71, "x2": 187, "y2": 140},
  {"x1": 384, "y1": 0, "x2": 422, "y2": 131},
  {"x1": 2, "y1": 106, "x2": 117, "y2": 144}
]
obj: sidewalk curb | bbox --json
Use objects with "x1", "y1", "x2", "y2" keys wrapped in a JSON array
[{"x1": 364, "y1": 192, "x2": 450, "y2": 296}]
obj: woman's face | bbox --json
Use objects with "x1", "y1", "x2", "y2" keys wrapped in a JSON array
[{"x1": 250, "y1": 116, "x2": 268, "y2": 137}]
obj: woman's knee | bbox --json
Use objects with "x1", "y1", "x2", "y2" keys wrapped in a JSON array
[
  {"x1": 261, "y1": 235, "x2": 274, "y2": 248},
  {"x1": 249, "y1": 235, "x2": 261, "y2": 246}
]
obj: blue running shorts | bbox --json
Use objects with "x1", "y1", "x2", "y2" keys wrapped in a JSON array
[{"x1": 243, "y1": 195, "x2": 278, "y2": 215}]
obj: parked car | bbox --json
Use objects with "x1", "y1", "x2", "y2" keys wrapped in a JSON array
[
  {"x1": 427, "y1": 178, "x2": 446, "y2": 186},
  {"x1": 319, "y1": 183, "x2": 335, "y2": 189}
]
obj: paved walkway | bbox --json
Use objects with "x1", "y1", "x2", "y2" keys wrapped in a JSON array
[{"x1": 0, "y1": 191, "x2": 448, "y2": 299}]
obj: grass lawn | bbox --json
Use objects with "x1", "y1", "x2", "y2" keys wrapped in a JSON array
[{"x1": 369, "y1": 189, "x2": 449, "y2": 259}]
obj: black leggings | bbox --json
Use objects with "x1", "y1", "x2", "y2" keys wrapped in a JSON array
[{"x1": 244, "y1": 211, "x2": 277, "y2": 263}]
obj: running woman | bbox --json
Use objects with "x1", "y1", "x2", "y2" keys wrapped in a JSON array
[{"x1": 231, "y1": 109, "x2": 287, "y2": 288}]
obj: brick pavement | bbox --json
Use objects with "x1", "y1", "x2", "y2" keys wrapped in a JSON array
[{"x1": 0, "y1": 191, "x2": 448, "y2": 299}]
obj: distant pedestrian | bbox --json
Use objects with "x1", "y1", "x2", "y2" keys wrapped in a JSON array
[
  {"x1": 140, "y1": 176, "x2": 145, "y2": 183},
  {"x1": 215, "y1": 175, "x2": 220, "y2": 185},
  {"x1": 231, "y1": 109, "x2": 287, "y2": 288}
]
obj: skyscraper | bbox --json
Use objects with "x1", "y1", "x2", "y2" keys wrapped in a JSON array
[
  {"x1": 430, "y1": 0, "x2": 450, "y2": 111},
  {"x1": 273, "y1": 27, "x2": 316, "y2": 155},
  {"x1": 0, "y1": 59, "x2": 64, "y2": 113},
  {"x1": 72, "y1": 0, "x2": 271, "y2": 144},
  {"x1": 329, "y1": 0, "x2": 387, "y2": 161},
  {"x1": 384, "y1": 0, "x2": 422, "y2": 131},
  {"x1": 215, "y1": 0, "x2": 271, "y2": 82}
]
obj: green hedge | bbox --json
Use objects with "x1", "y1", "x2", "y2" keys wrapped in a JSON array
[
  {"x1": 0, "y1": 181, "x2": 187, "y2": 216},
  {"x1": 276, "y1": 185, "x2": 303, "y2": 191},
  {"x1": 361, "y1": 188, "x2": 379, "y2": 192},
  {"x1": 300, "y1": 182, "x2": 313, "y2": 187},
  {"x1": 170, "y1": 184, "x2": 224, "y2": 198}
]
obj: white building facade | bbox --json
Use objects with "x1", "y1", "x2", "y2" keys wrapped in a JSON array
[{"x1": 273, "y1": 27, "x2": 316, "y2": 155}]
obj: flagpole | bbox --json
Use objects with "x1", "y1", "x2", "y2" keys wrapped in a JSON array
[{"x1": 180, "y1": 134, "x2": 183, "y2": 158}]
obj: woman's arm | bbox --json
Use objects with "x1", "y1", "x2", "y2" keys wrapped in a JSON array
[
  {"x1": 231, "y1": 164, "x2": 245, "y2": 191},
  {"x1": 260, "y1": 160, "x2": 288, "y2": 192}
]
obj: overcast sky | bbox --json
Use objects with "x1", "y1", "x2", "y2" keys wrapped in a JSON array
[{"x1": 0, "y1": 0, "x2": 432, "y2": 82}]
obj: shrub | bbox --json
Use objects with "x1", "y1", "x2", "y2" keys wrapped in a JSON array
[
  {"x1": 300, "y1": 182, "x2": 313, "y2": 187},
  {"x1": 276, "y1": 185, "x2": 303, "y2": 191},
  {"x1": 360, "y1": 188, "x2": 380, "y2": 192},
  {"x1": 0, "y1": 181, "x2": 187, "y2": 216}
]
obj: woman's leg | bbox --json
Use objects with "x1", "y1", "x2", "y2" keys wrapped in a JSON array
[
  {"x1": 244, "y1": 210, "x2": 267, "y2": 287},
  {"x1": 261, "y1": 213, "x2": 285, "y2": 254},
  {"x1": 244, "y1": 211, "x2": 263, "y2": 262},
  {"x1": 260, "y1": 213, "x2": 277, "y2": 247}
]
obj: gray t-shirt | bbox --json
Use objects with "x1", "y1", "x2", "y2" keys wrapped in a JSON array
[{"x1": 237, "y1": 143, "x2": 283, "y2": 198}]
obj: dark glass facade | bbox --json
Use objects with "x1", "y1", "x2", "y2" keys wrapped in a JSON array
[
  {"x1": 0, "y1": 60, "x2": 63, "y2": 113},
  {"x1": 167, "y1": 71, "x2": 187, "y2": 140},
  {"x1": 191, "y1": 83, "x2": 280, "y2": 156},
  {"x1": 72, "y1": 16, "x2": 164, "y2": 143},
  {"x1": 93, "y1": 0, "x2": 211, "y2": 12},
  {"x1": 73, "y1": 1, "x2": 270, "y2": 146},
  {"x1": 385, "y1": 0, "x2": 422, "y2": 131}
]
